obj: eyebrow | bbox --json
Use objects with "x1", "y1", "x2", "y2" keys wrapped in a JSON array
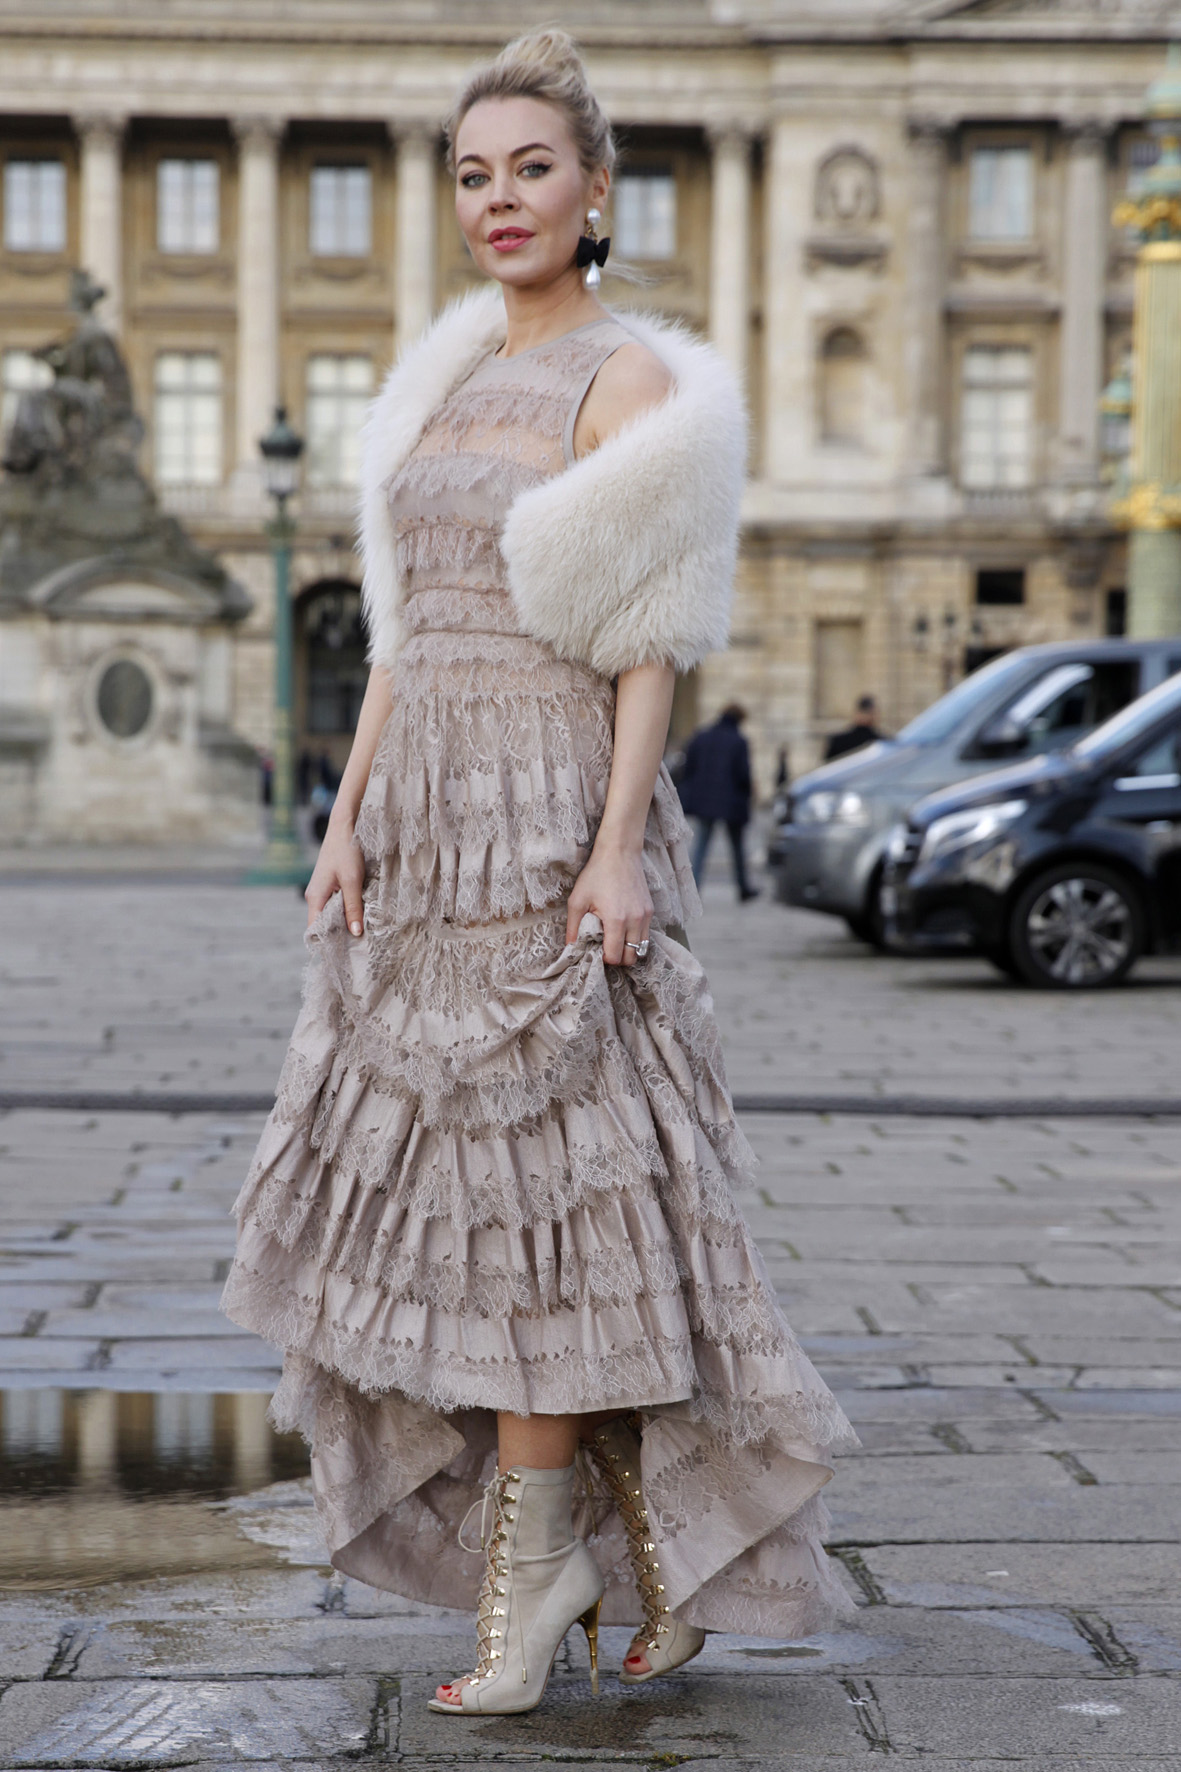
[{"x1": 456, "y1": 142, "x2": 557, "y2": 168}]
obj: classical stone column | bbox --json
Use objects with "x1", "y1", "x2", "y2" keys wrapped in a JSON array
[
  {"x1": 762, "y1": 113, "x2": 810, "y2": 482},
  {"x1": 904, "y1": 118, "x2": 951, "y2": 477},
  {"x1": 232, "y1": 117, "x2": 283, "y2": 482},
  {"x1": 708, "y1": 124, "x2": 755, "y2": 389},
  {"x1": 1057, "y1": 123, "x2": 1108, "y2": 484},
  {"x1": 75, "y1": 112, "x2": 127, "y2": 336},
  {"x1": 394, "y1": 124, "x2": 438, "y2": 357}
]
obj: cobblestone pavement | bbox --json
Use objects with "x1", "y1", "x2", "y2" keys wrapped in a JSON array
[{"x1": 0, "y1": 875, "x2": 1179, "y2": 1767}]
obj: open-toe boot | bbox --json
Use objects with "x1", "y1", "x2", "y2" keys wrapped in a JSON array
[
  {"x1": 429, "y1": 1463, "x2": 604, "y2": 1715},
  {"x1": 588, "y1": 1417, "x2": 707, "y2": 1684}
]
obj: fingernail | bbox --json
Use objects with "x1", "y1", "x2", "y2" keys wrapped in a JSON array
[{"x1": 350, "y1": 922, "x2": 363, "y2": 937}]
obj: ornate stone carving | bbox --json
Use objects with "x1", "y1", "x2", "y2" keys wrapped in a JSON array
[
  {"x1": 808, "y1": 145, "x2": 887, "y2": 269},
  {"x1": 814, "y1": 146, "x2": 880, "y2": 228}
]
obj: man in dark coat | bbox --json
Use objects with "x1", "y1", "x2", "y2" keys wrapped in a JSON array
[
  {"x1": 824, "y1": 694, "x2": 885, "y2": 762},
  {"x1": 677, "y1": 703, "x2": 759, "y2": 901}
]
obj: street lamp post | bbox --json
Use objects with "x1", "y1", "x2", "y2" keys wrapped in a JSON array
[
  {"x1": 1110, "y1": 44, "x2": 1181, "y2": 636},
  {"x1": 248, "y1": 405, "x2": 307, "y2": 886}
]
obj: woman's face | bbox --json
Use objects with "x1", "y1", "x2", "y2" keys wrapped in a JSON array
[{"x1": 454, "y1": 96, "x2": 607, "y2": 290}]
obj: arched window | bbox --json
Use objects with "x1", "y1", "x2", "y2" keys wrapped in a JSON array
[{"x1": 819, "y1": 327, "x2": 868, "y2": 447}]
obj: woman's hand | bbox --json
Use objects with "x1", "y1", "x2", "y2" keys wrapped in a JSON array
[
  {"x1": 565, "y1": 840, "x2": 652, "y2": 967},
  {"x1": 305, "y1": 815, "x2": 367, "y2": 936}
]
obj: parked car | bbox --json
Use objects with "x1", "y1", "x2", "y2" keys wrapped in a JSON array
[
  {"x1": 884, "y1": 670, "x2": 1181, "y2": 988},
  {"x1": 768, "y1": 639, "x2": 1181, "y2": 945}
]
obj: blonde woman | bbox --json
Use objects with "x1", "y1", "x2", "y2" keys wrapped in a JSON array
[{"x1": 222, "y1": 28, "x2": 856, "y2": 1717}]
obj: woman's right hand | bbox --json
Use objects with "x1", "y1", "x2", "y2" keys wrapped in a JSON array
[{"x1": 305, "y1": 816, "x2": 367, "y2": 935}]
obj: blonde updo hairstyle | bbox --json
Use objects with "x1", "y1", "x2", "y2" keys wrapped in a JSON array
[{"x1": 445, "y1": 27, "x2": 616, "y2": 181}]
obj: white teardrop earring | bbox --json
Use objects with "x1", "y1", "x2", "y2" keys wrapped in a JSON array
[{"x1": 576, "y1": 207, "x2": 611, "y2": 290}]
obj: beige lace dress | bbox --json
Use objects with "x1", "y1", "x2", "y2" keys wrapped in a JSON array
[{"x1": 221, "y1": 315, "x2": 857, "y2": 1637}]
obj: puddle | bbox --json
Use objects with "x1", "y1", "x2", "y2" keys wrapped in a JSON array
[{"x1": 0, "y1": 1387, "x2": 309, "y2": 1591}]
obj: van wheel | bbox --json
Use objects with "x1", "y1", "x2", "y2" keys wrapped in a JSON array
[
  {"x1": 1009, "y1": 863, "x2": 1145, "y2": 989},
  {"x1": 845, "y1": 874, "x2": 888, "y2": 950}
]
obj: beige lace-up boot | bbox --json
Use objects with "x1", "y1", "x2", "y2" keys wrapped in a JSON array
[
  {"x1": 429, "y1": 1463, "x2": 604, "y2": 1715},
  {"x1": 588, "y1": 1416, "x2": 707, "y2": 1683}
]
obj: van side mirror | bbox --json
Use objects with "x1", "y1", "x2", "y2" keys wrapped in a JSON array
[{"x1": 969, "y1": 717, "x2": 1028, "y2": 760}]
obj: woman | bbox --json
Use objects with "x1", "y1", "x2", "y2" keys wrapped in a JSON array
[{"x1": 221, "y1": 27, "x2": 856, "y2": 1718}]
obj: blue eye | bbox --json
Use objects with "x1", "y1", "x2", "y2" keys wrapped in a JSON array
[
  {"x1": 460, "y1": 172, "x2": 489, "y2": 188},
  {"x1": 521, "y1": 161, "x2": 552, "y2": 179}
]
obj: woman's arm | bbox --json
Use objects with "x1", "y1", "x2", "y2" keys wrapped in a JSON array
[
  {"x1": 304, "y1": 663, "x2": 393, "y2": 934},
  {"x1": 565, "y1": 341, "x2": 679, "y2": 967},
  {"x1": 564, "y1": 661, "x2": 676, "y2": 965}
]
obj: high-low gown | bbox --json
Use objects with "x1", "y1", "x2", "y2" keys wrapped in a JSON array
[{"x1": 221, "y1": 315, "x2": 858, "y2": 1637}]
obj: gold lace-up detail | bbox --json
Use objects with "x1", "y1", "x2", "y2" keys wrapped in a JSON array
[
  {"x1": 589, "y1": 1424, "x2": 671, "y2": 1654},
  {"x1": 458, "y1": 1468, "x2": 521, "y2": 1688}
]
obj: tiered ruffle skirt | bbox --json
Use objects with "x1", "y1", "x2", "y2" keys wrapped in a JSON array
[{"x1": 221, "y1": 631, "x2": 858, "y2": 1636}]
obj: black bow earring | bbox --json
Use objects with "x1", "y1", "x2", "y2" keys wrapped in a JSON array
[{"x1": 576, "y1": 207, "x2": 611, "y2": 289}]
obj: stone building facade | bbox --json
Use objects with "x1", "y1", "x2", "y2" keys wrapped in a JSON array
[{"x1": 0, "y1": 0, "x2": 1172, "y2": 831}]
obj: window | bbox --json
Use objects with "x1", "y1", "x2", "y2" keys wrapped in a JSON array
[
  {"x1": 813, "y1": 619, "x2": 864, "y2": 721},
  {"x1": 1105, "y1": 588, "x2": 1127, "y2": 637},
  {"x1": 153, "y1": 352, "x2": 222, "y2": 486},
  {"x1": 613, "y1": 170, "x2": 677, "y2": 260},
  {"x1": 1121, "y1": 724, "x2": 1181, "y2": 782},
  {"x1": 975, "y1": 568, "x2": 1026, "y2": 607},
  {"x1": 305, "y1": 355, "x2": 373, "y2": 488},
  {"x1": 309, "y1": 164, "x2": 371, "y2": 257},
  {"x1": 3, "y1": 158, "x2": 66, "y2": 251},
  {"x1": 819, "y1": 328, "x2": 867, "y2": 447},
  {"x1": 1, "y1": 347, "x2": 52, "y2": 437},
  {"x1": 303, "y1": 585, "x2": 367, "y2": 735},
  {"x1": 157, "y1": 158, "x2": 219, "y2": 253},
  {"x1": 968, "y1": 146, "x2": 1033, "y2": 241},
  {"x1": 1128, "y1": 135, "x2": 1160, "y2": 196},
  {"x1": 961, "y1": 346, "x2": 1034, "y2": 489}
]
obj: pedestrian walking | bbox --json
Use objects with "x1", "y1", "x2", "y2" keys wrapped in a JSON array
[
  {"x1": 824, "y1": 692, "x2": 885, "y2": 761},
  {"x1": 221, "y1": 26, "x2": 854, "y2": 1719},
  {"x1": 678, "y1": 704, "x2": 760, "y2": 900}
]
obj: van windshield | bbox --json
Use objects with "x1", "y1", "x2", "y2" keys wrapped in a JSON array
[
  {"x1": 895, "y1": 652, "x2": 1033, "y2": 746},
  {"x1": 1075, "y1": 672, "x2": 1181, "y2": 759}
]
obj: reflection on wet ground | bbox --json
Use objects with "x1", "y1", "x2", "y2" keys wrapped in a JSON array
[{"x1": 0, "y1": 1388, "x2": 308, "y2": 1589}]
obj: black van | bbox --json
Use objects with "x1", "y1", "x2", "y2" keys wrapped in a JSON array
[
  {"x1": 769, "y1": 639, "x2": 1181, "y2": 945},
  {"x1": 886, "y1": 671, "x2": 1181, "y2": 988}
]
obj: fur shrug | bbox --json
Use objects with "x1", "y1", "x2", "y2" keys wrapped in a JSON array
[{"x1": 357, "y1": 284, "x2": 746, "y2": 680}]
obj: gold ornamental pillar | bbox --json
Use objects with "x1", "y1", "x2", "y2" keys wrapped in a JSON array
[{"x1": 1113, "y1": 46, "x2": 1181, "y2": 636}]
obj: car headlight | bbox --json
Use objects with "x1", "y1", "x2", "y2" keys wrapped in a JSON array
[
  {"x1": 918, "y1": 800, "x2": 1028, "y2": 867},
  {"x1": 795, "y1": 789, "x2": 870, "y2": 827}
]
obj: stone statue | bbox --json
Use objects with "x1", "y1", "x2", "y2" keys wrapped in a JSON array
[
  {"x1": 4, "y1": 269, "x2": 145, "y2": 487},
  {"x1": 0, "y1": 265, "x2": 243, "y2": 611}
]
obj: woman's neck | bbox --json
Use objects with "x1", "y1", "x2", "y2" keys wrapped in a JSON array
[{"x1": 497, "y1": 274, "x2": 606, "y2": 359}]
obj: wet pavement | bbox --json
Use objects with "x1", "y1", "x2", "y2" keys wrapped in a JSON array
[{"x1": 0, "y1": 874, "x2": 1179, "y2": 1766}]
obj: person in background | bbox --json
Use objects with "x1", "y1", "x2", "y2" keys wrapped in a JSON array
[
  {"x1": 679, "y1": 703, "x2": 759, "y2": 901},
  {"x1": 824, "y1": 693, "x2": 885, "y2": 762}
]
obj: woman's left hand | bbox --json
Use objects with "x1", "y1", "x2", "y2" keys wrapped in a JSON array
[{"x1": 565, "y1": 842, "x2": 652, "y2": 966}]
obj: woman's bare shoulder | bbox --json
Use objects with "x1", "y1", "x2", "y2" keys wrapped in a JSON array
[{"x1": 576, "y1": 340, "x2": 674, "y2": 456}]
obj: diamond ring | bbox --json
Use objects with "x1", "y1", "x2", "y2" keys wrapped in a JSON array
[{"x1": 623, "y1": 938, "x2": 651, "y2": 959}]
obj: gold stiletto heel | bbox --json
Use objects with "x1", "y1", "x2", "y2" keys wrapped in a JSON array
[{"x1": 579, "y1": 1596, "x2": 603, "y2": 1696}]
